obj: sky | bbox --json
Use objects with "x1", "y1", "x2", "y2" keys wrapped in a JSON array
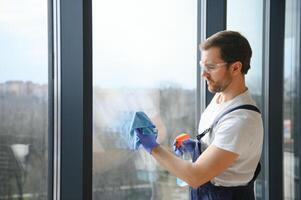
[
  {"x1": 0, "y1": 0, "x2": 48, "y2": 84},
  {"x1": 0, "y1": 0, "x2": 198, "y2": 89},
  {"x1": 92, "y1": 0, "x2": 198, "y2": 89},
  {"x1": 1, "y1": 0, "x2": 294, "y2": 91}
]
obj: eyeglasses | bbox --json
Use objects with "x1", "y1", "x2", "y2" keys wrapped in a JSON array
[{"x1": 199, "y1": 60, "x2": 228, "y2": 73}]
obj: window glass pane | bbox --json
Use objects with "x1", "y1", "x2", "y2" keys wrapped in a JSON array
[
  {"x1": 0, "y1": 0, "x2": 49, "y2": 199},
  {"x1": 283, "y1": 0, "x2": 300, "y2": 199},
  {"x1": 92, "y1": 0, "x2": 197, "y2": 199},
  {"x1": 227, "y1": 0, "x2": 263, "y2": 108},
  {"x1": 226, "y1": 0, "x2": 264, "y2": 199}
]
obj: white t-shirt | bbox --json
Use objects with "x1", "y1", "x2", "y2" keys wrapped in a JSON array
[{"x1": 198, "y1": 90, "x2": 263, "y2": 187}]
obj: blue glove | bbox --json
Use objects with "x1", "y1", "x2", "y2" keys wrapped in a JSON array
[
  {"x1": 135, "y1": 128, "x2": 159, "y2": 154},
  {"x1": 173, "y1": 138, "x2": 197, "y2": 157}
]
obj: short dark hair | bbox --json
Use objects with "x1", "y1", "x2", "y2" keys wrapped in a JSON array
[{"x1": 200, "y1": 30, "x2": 252, "y2": 74}]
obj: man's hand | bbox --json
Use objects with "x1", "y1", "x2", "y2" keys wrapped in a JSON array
[
  {"x1": 135, "y1": 128, "x2": 159, "y2": 154},
  {"x1": 173, "y1": 138, "x2": 197, "y2": 157}
]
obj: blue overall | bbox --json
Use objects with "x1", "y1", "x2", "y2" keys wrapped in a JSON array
[{"x1": 191, "y1": 104, "x2": 261, "y2": 200}]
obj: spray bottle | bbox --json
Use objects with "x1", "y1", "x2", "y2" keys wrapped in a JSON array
[{"x1": 174, "y1": 133, "x2": 191, "y2": 187}]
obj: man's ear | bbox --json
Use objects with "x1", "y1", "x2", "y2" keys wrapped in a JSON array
[{"x1": 230, "y1": 61, "x2": 243, "y2": 75}]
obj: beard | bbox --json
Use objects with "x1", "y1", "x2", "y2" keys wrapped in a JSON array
[{"x1": 206, "y1": 74, "x2": 232, "y2": 93}]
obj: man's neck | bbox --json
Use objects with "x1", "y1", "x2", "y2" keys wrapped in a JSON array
[{"x1": 216, "y1": 78, "x2": 247, "y2": 104}]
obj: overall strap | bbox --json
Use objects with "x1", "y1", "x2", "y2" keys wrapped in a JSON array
[
  {"x1": 195, "y1": 104, "x2": 262, "y2": 186},
  {"x1": 196, "y1": 104, "x2": 261, "y2": 141}
]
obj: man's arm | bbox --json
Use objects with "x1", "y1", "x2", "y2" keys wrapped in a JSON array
[{"x1": 152, "y1": 144, "x2": 238, "y2": 188}]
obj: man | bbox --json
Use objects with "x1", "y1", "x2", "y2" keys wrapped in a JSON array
[{"x1": 136, "y1": 30, "x2": 263, "y2": 200}]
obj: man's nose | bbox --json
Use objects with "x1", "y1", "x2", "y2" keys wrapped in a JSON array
[{"x1": 201, "y1": 69, "x2": 209, "y2": 78}]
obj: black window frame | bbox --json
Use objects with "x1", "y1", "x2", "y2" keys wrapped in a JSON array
[{"x1": 51, "y1": 0, "x2": 93, "y2": 199}]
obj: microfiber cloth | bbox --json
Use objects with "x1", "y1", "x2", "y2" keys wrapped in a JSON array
[{"x1": 129, "y1": 111, "x2": 158, "y2": 150}]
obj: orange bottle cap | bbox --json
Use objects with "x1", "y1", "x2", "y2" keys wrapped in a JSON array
[{"x1": 175, "y1": 133, "x2": 189, "y2": 148}]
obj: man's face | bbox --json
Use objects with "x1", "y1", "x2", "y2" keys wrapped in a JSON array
[{"x1": 200, "y1": 47, "x2": 232, "y2": 93}]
